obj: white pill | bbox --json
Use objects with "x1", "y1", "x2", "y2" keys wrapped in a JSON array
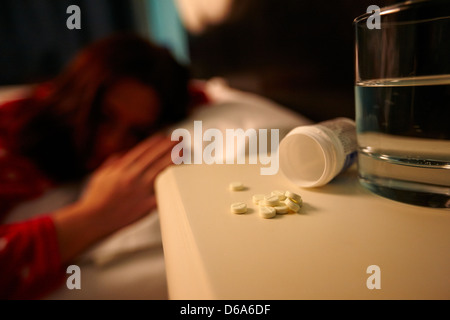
[
  {"x1": 285, "y1": 191, "x2": 302, "y2": 204},
  {"x1": 252, "y1": 194, "x2": 266, "y2": 205},
  {"x1": 229, "y1": 181, "x2": 244, "y2": 191},
  {"x1": 274, "y1": 205, "x2": 289, "y2": 215},
  {"x1": 231, "y1": 202, "x2": 247, "y2": 214},
  {"x1": 284, "y1": 198, "x2": 300, "y2": 213},
  {"x1": 271, "y1": 190, "x2": 286, "y2": 201},
  {"x1": 259, "y1": 206, "x2": 276, "y2": 219},
  {"x1": 263, "y1": 195, "x2": 280, "y2": 206}
]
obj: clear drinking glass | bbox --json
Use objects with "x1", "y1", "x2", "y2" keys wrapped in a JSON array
[{"x1": 354, "y1": 0, "x2": 450, "y2": 208}]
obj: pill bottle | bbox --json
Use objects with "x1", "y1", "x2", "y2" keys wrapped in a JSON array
[{"x1": 279, "y1": 117, "x2": 357, "y2": 187}]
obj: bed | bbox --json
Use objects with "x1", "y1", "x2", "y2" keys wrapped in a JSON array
[{"x1": 1, "y1": 78, "x2": 312, "y2": 299}]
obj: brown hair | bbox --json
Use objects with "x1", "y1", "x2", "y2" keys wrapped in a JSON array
[{"x1": 16, "y1": 33, "x2": 190, "y2": 183}]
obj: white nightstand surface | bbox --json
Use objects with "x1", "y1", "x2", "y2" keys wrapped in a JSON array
[{"x1": 155, "y1": 163, "x2": 450, "y2": 300}]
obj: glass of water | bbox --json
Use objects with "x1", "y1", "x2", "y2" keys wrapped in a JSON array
[{"x1": 354, "y1": 0, "x2": 450, "y2": 208}]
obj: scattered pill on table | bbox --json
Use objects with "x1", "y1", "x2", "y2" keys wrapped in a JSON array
[
  {"x1": 228, "y1": 183, "x2": 302, "y2": 219},
  {"x1": 284, "y1": 197, "x2": 300, "y2": 213},
  {"x1": 231, "y1": 202, "x2": 247, "y2": 214},
  {"x1": 259, "y1": 206, "x2": 277, "y2": 219},
  {"x1": 285, "y1": 191, "x2": 302, "y2": 204},
  {"x1": 252, "y1": 194, "x2": 265, "y2": 205},
  {"x1": 274, "y1": 204, "x2": 289, "y2": 215},
  {"x1": 229, "y1": 181, "x2": 245, "y2": 191},
  {"x1": 263, "y1": 195, "x2": 280, "y2": 206},
  {"x1": 271, "y1": 190, "x2": 287, "y2": 201}
]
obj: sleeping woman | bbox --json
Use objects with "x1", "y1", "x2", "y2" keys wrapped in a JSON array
[{"x1": 0, "y1": 33, "x2": 207, "y2": 299}]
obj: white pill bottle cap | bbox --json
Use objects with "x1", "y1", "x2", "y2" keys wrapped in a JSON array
[{"x1": 279, "y1": 118, "x2": 355, "y2": 187}]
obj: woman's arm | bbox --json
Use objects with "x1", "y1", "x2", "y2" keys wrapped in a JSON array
[
  {"x1": 0, "y1": 134, "x2": 176, "y2": 299},
  {"x1": 52, "y1": 134, "x2": 176, "y2": 264},
  {"x1": 0, "y1": 216, "x2": 65, "y2": 299}
]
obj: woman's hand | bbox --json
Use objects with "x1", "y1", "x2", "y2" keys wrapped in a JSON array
[
  {"x1": 79, "y1": 134, "x2": 176, "y2": 226},
  {"x1": 53, "y1": 134, "x2": 177, "y2": 263}
]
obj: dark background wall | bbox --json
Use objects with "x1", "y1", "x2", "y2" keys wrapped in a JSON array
[
  {"x1": 0, "y1": 0, "x2": 137, "y2": 85},
  {"x1": 0, "y1": 0, "x2": 397, "y2": 122},
  {"x1": 188, "y1": 0, "x2": 392, "y2": 121}
]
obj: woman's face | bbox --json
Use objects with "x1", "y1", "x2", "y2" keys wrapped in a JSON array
[{"x1": 87, "y1": 78, "x2": 161, "y2": 170}]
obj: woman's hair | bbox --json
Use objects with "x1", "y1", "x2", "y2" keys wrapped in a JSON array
[{"x1": 16, "y1": 33, "x2": 190, "y2": 183}]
